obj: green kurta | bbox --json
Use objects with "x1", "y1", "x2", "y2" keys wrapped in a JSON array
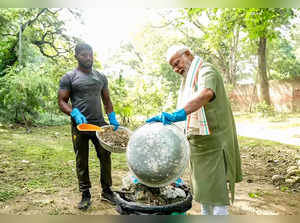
[{"x1": 188, "y1": 62, "x2": 242, "y2": 205}]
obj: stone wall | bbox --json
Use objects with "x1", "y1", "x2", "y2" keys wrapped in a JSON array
[{"x1": 229, "y1": 78, "x2": 300, "y2": 112}]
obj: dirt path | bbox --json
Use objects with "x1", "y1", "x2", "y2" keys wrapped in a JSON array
[
  {"x1": 235, "y1": 114, "x2": 300, "y2": 147},
  {"x1": 236, "y1": 122, "x2": 300, "y2": 146},
  {"x1": 189, "y1": 181, "x2": 300, "y2": 215},
  {"x1": 1, "y1": 177, "x2": 299, "y2": 215}
]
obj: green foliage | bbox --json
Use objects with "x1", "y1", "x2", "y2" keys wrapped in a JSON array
[
  {"x1": 248, "y1": 192, "x2": 261, "y2": 198},
  {"x1": 0, "y1": 64, "x2": 53, "y2": 125},
  {"x1": 131, "y1": 23, "x2": 183, "y2": 96},
  {"x1": 182, "y1": 8, "x2": 298, "y2": 85},
  {"x1": 180, "y1": 8, "x2": 245, "y2": 84},
  {"x1": 0, "y1": 189, "x2": 17, "y2": 202},
  {"x1": 0, "y1": 8, "x2": 299, "y2": 126},
  {"x1": 108, "y1": 73, "x2": 170, "y2": 129},
  {"x1": 34, "y1": 113, "x2": 70, "y2": 126},
  {"x1": 0, "y1": 8, "x2": 82, "y2": 76},
  {"x1": 129, "y1": 77, "x2": 168, "y2": 117},
  {"x1": 254, "y1": 101, "x2": 275, "y2": 117},
  {"x1": 268, "y1": 112, "x2": 288, "y2": 123},
  {"x1": 159, "y1": 63, "x2": 181, "y2": 100},
  {"x1": 240, "y1": 8, "x2": 294, "y2": 40},
  {"x1": 0, "y1": 8, "x2": 34, "y2": 74},
  {"x1": 268, "y1": 37, "x2": 300, "y2": 80},
  {"x1": 104, "y1": 25, "x2": 183, "y2": 126},
  {"x1": 280, "y1": 186, "x2": 289, "y2": 192},
  {"x1": 0, "y1": 8, "x2": 83, "y2": 126},
  {"x1": 109, "y1": 75, "x2": 134, "y2": 126},
  {"x1": 225, "y1": 84, "x2": 234, "y2": 96},
  {"x1": 0, "y1": 53, "x2": 78, "y2": 126}
]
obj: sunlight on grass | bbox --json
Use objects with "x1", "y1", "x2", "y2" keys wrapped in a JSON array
[
  {"x1": 234, "y1": 112, "x2": 300, "y2": 124},
  {"x1": 238, "y1": 136, "x2": 299, "y2": 150},
  {"x1": 0, "y1": 125, "x2": 129, "y2": 201},
  {"x1": 1, "y1": 124, "x2": 299, "y2": 203}
]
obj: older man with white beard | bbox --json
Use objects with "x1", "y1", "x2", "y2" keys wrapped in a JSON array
[{"x1": 146, "y1": 45, "x2": 243, "y2": 215}]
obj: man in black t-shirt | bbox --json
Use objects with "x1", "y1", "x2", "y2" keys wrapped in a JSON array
[{"x1": 58, "y1": 43, "x2": 119, "y2": 210}]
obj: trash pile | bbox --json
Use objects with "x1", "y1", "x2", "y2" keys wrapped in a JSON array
[
  {"x1": 242, "y1": 144, "x2": 300, "y2": 192},
  {"x1": 97, "y1": 126, "x2": 130, "y2": 148},
  {"x1": 271, "y1": 154, "x2": 300, "y2": 191},
  {"x1": 119, "y1": 173, "x2": 189, "y2": 206}
]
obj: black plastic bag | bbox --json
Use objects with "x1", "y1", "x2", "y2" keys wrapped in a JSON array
[{"x1": 115, "y1": 187, "x2": 192, "y2": 215}]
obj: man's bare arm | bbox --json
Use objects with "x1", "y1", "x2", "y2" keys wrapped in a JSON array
[
  {"x1": 101, "y1": 88, "x2": 113, "y2": 114},
  {"x1": 183, "y1": 88, "x2": 214, "y2": 115},
  {"x1": 58, "y1": 89, "x2": 72, "y2": 115}
]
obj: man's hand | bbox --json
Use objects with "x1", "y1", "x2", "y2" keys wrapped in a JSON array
[
  {"x1": 70, "y1": 108, "x2": 87, "y2": 125},
  {"x1": 146, "y1": 108, "x2": 187, "y2": 125},
  {"x1": 108, "y1": 112, "x2": 120, "y2": 131}
]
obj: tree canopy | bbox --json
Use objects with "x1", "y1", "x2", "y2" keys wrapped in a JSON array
[{"x1": 0, "y1": 8, "x2": 299, "y2": 127}]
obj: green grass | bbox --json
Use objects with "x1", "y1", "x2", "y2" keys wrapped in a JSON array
[
  {"x1": 33, "y1": 113, "x2": 70, "y2": 126},
  {"x1": 248, "y1": 191, "x2": 263, "y2": 198},
  {"x1": 0, "y1": 124, "x2": 128, "y2": 202},
  {"x1": 0, "y1": 122, "x2": 298, "y2": 203},
  {"x1": 0, "y1": 185, "x2": 17, "y2": 202},
  {"x1": 238, "y1": 135, "x2": 299, "y2": 150},
  {"x1": 234, "y1": 112, "x2": 300, "y2": 123}
]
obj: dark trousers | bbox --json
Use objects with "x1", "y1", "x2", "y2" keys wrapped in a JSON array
[{"x1": 71, "y1": 124, "x2": 112, "y2": 193}]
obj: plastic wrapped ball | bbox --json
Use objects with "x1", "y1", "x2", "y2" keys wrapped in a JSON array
[{"x1": 126, "y1": 122, "x2": 190, "y2": 187}]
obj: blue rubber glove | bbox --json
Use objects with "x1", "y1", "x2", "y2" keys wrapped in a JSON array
[
  {"x1": 174, "y1": 177, "x2": 184, "y2": 187},
  {"x1": 146, "y1": 108, "x2": 187, "y2": 125},
  {"x1": 70, "y1": 108, "x2": 87, "y2": 125},
  {"x1": 108, "y1": 112, "x2": 120, "y2": 131}
]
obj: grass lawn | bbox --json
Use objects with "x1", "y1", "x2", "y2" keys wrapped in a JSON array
[
  {"x1": 0, "y1": 124, "x2": 128, "y2": 202},
  {"x1": 234, "y1": 112, "x2": 300, "y2": 127},
  {"x1": 0, "y1": 123, "x2": 299, "y2": 215}
]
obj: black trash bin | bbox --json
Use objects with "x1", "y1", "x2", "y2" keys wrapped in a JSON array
[{"x1": 114, "y1": 186, "x2": 193, "y2": 215}]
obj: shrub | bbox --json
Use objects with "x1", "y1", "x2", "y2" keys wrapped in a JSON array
[{"x1": 254, "y1": 101, "x2": 275, "y2": 117}]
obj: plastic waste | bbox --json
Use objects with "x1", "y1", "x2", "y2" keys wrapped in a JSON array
[
  {"x1": 130, "y1": 175, "x2": 139, "y2": 184},
  {"x1": 174, "y1": 178, "x2": 184, "y2": 187}
]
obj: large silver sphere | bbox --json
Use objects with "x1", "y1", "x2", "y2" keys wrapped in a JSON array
[{"x1": 127, "y1": 122, "x2": 190, "y2": 187}]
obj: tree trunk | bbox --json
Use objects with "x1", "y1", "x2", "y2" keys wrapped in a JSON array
[
  {"x1": 257, "y1": 36, "x2": 270, "y2": 105},
  {"x1": 223, "y1": 67, "x2": 231, "y2": 84},
  {"x1": 230, "y1": 25, "x2": 240, "y2": 85},
  {"x1": 248, "y1": 80, "x2": 257, "y2": 112}
]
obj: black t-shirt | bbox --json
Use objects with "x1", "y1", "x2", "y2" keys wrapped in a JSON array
[{"x1": 59, "y1": 68, "x2": 108, "y2": 125}]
